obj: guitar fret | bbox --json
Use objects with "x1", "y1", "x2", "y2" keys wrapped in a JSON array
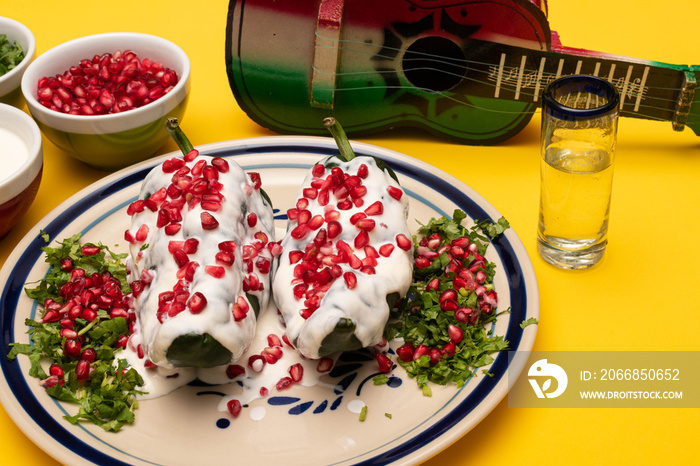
[
  {"x1": 474, "y1": 38, "x2": 681, "y2": 123},
  {"x1": 634, "y1": 66, "x2": 650, "y2": 112},
  {"x1": 534, "y1": 56, "x2": 547, "y2": 102},
  {"x1": 620, "y1": 65, "x2": 634, "y2": 110},
  {"x1": 514, "y1": 55, "x2": 527, "y2": 100},
  {"x1": 494, "y1": 53, "x2": 506, "y2": 98},
  {"x1": 556, "y1": 58, "x2": 565, "y2": 79}
]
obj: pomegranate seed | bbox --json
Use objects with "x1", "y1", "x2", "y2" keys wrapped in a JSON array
[
  {"x1": 395, "y1": 234, "x2": 412, "y2": 251},
  {"x1": 379, "y1": 243, "x2": 395, "y2": 257},
  {"x1": 226, "y1": 364, "x2": 246, "y2": 379},
  {"x1": 262, "y1": 346, "x2": 283, "y2": 364},
  {"x1": 232, "y1": 297, "x2": 249, "y2": 321},
  {"x1": 42, "y1": 309, "x2": 61, "y2": 323},
  {"x1": 247, "y1": 212, "x2": 258, "y2": 227},
  {"x1": 387, "y1": 186, "x2": 403, "y2": 200},
  {"x1": 255, "y1": 256, "x2": 271, "y2": 274},
  {"x1": 376, "y1": 353, "x2": 393, "y2": 373},
  {"x1": 267, "y1": 334, "x2": 283, "y2": 347},
  {"x1": 212, "y1": 157, "x2": 230, "y2": 173},
  {"x1": 249, "y1": 172, "x2": 262, "y2": 190},
  {"x1": 172, "y1": 249, "x2": 189, "y2": 268},
  {"x1": 49, "y1": 364, "x2": 64, "y2": 377},
  {"x1": 396, "y1": 343, "x2": 415, "y2": 362},
  {"x1": 110, "y1": 307, "x2": 128, "y2": 319},
  {"x1": 317, "y1": 357, "x2": 333, "y2": 373},
  {"x1": 81, "y1": 245, "x2": 101, "y2": 256},
  {"x1": 276, "y1": 377, "x2": 294, "y2": 391},
  {"x1": 81, "y1": 308, "x2": 98, "y2": 321},
  {"x1": 289, "y1": 250, "x2": 303, "y2": 264},
  {"x1": 115, "y1": 334, "x2": 129, "y2": 349},
  {"x1": 343, "y1": 271, "x2": 357, "y2": 289},
  {"x1": 64, "y1": 339, "x2": 82, "y2": 358},
  {"x1": 227, "y1": 399, "x2": 242, "y2": 417},
  {"x1": 364, "y1": 201, "x2": 384, "y2": 216},
  {"x1": 413, "y1": 344, "x2": 429, "y2": 361},
  {"x1": 248, "y1": 354, "x2": 266, "y2": 372},
  {"x1": 218, "y1": 240, "x2": 236, "y2": 253},
  {"x1": 188, "y1": 292, "x2": 207, "y2": 314},
  {"x1": 312, "y1": 164, "x2": 325, "y2": 177},
  {"x1": 337, "y1": 199, "x2": 353, "y2": 210},
  {"x1": 205, "y1": 265, "x2": 226, "y2": 278},
  {"x1": 291, "y1": 224, "x2": 310, "y2": 240},
  {"x1": 303, "y1": 187, "x2": 318, "y2": 199},
  {"x1": 357, "y1": 164, "x2": 369, "y2": 178},
  {"x1": 426, "y1": 277, "x2": 440, "y2": 292},
  {"x1": 201, "y1": 212, "x2": 219, "y2": 230},
  {"x1": 75, "y1": 360, "x2": 91, "y2": 380},
  {"x1": 81, "y1": 348, "x2": 97, "y2": 363},
  {"x1": 350, "y1": 212, "x2": 366, "y2": 225},
  {"x1": 289, "y1": 363, "x2": 304, "y2": 382},
  {"x1": 448, "y1": 324, "x2": 464, "y2": 343},
  {"x1": 183, "y1": 149, "x2": 198, "y2": 162},
  {"x1": 354, "y1": 231, "x2": 370, "y2": 249},
  {"x1": 327, "y1": 220, "x2": 342, "y2": 239},
  {"x1": 356, "y1": 218, "x2": 376, "y2": 232}
]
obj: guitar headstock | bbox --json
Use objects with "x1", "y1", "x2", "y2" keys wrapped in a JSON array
[{"x1": 685, "y1": 66, "x2": 700, "y2": 136}]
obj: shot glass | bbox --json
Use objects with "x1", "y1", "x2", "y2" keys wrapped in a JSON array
[{"x1": 537, "y1": 75, "x2": 619, "y2": 269}]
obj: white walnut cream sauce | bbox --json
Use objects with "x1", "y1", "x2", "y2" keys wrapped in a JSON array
[
  {"x1": 120, "y1": 154, "x2": 413, "y2": 421},
  {"x1": 273, "y1": 156, "x2": 413, "y2": 359}
]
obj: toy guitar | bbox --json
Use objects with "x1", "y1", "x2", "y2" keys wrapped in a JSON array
[{"x1": 225, "y1": 0, "x2": 699, "y2": 144}]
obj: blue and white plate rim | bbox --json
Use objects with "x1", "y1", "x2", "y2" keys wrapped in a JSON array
[{"x1": 0, "y1": 135, "x2": 539, "y2": 466}]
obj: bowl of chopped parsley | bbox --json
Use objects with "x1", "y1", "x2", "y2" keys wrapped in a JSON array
[{"x1": 0, "y1": 17, "x2": 35, "y2": 109}]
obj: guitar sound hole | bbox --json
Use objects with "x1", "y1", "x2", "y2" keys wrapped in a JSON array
[{"x1": 402, "y1": 37, "x2": 467, "y2": 93}]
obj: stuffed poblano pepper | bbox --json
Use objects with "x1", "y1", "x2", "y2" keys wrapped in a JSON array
[
  {"x1": 124, "y1": 118, "x2": 275, "y2": 369},
  {"x1": 272, "y1": 117, "x2": 414, "y2": 359}
]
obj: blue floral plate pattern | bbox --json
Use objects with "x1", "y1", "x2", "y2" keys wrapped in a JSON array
[{"x1": 0, "y1": 137, "x2": 538, "y2": 466}]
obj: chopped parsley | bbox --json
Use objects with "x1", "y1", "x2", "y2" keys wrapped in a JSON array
[
  {"x1": 0, "y1": 34, "x2": 24, "y2": 76},
  {"x1": 7, "y1": 232, "x2": 144, "y2": 432},
  {"x1": 386, "y1": 210, "x2": 510, "y2": 392}
]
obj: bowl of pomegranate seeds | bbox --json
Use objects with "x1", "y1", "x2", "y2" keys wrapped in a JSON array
[
  {"x1": 0, "y1": 103, "x2": 43, "y2": 239},
  {"x1": 0, "y1": 17, "x2": 36, "y2": 109},
  {"x1": 20, "y1": 32, "x2": 190, "y2": 171}
]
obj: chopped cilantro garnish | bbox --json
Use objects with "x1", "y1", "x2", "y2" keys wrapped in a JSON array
[
  {"x1": 520, "y1": 317, "x2": 539, "y2": 329},
  {"x1": 386, "y1": 210, "x2": 510, "y2": 392},
  {"x1": 0, "y1": 34, "x2": 25, "y2": 76},
  {"x1": 7, "y1": 233, "x2": 144, "y2": 432},
  {"x1": 359, "y1": 405, "x2": 368, "y2": 422}
]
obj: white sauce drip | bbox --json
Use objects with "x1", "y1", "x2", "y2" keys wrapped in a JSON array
[{"x1": 346, "y1": 399, "x2": 366, "y2": 414}]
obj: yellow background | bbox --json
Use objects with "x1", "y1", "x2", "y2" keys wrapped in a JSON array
[{"x1": 1, "y1": 0, "x2": 698, "y2": 464}]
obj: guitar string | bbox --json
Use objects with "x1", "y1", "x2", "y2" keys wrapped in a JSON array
[
  {"x1": 314, "y1": 40, "x2": 684, "y2": 108},
  {"x1": 314, "y1": 33, "x2": 690, "y2": 96},
  {"x1": 312, "y1": 62, "x2": 679, "y2": 122},
  {"x1": 312, "y1": 33, "x2": 698, "y2": 124}
]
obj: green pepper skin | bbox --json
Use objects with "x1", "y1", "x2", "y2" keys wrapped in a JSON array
[{"x1": 166, "y1": 333, "x2": 233, "y2": 368}]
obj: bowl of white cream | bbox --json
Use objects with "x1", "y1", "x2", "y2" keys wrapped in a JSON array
[{"x1": 0, "y1": 103, "x2": 43, "y2": 238}]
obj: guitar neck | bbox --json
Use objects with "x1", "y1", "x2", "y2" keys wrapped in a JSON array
[{"x1": 461, "y1": 37, "x2": 698, "y2": 132}]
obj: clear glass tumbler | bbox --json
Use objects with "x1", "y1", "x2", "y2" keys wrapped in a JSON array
[{"x1": 537, "y1": 75, "x2": 620, "y2": 269}]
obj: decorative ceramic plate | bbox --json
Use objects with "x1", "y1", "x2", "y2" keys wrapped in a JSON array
[{"x1": 0, "y1": 137, "x2": 538, "y2": 466}]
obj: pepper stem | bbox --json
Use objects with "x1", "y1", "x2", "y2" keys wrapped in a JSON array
[
  {"x1": 165, "y1": 117, "x2": 195, "y2": 156},
  {"x1": 323, "y1": 117, "x2": 355, "y2": 162}
]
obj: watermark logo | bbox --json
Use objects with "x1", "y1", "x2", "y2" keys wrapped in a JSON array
[{"x1": 528, "y1": 359, "x2": 568, "y2": 398}]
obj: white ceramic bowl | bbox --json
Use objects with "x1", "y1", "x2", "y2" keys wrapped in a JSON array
[
  {"x1": 21, "y1": 32, "x2": 190, "y2": 171},
  {"x1": 0, "y1": 103, "x2": 43, "y2": 239},
  {"x1": 0, "y1": 17, "x2": 36, "y2": 109}
]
